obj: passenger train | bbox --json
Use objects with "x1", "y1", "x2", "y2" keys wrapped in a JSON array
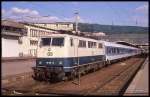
[{"x1": 32, "y1": 34, "x2": 141, "y2": 81}]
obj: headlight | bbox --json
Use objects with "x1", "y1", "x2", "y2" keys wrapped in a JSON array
[{"x1": 46, "y1": 61, "x2": 51, "y2": 64}]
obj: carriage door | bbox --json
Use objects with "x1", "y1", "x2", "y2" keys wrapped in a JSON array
[{"x1": 73, "y1": 38, "x2": 78, "y2": 65}]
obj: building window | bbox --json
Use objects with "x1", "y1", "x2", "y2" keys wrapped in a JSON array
[
  {"x1": 34, "y1": 30, "x2": 37, "y2": 37},
  {"x1": 32, "y1": 30, "x2": 34, "y2": 37},
  {"x1": 30, "y1": 29, "x2": 32, "y2": 37},
  {"x1": 30, "y1": 40, "x2": 38, "y2": 46},
  {"x1": 35, "y1": 30, "x2": 37, "y2": 37}
]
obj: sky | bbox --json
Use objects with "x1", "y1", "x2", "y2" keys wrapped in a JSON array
[{"x1": 2, "y1": 1, "x2": 148, "y2": 27}]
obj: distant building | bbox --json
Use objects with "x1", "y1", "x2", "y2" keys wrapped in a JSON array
[
  {"x1": 80, "y1": 32, "x2": 92, "y2": 36},
  {"x1": 79, "y1": 32, "x2": 106, "y2": 37},
  {"x1": 92, "y1": 32, "x2": 106, "y2": 36},
  {"x1": 2, "y1": 20, "x2": 26, "y2": 58},
  {"x1": 34, "y1": 22, "x2": 74, "y2": 31}
]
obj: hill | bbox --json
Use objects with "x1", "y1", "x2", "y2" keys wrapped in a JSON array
[{"x1": 74, "y1": 23, "x2": 148, "y2": 35}]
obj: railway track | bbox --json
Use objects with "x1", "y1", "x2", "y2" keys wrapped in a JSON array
[
  {"x1": 84, "y1": 57, "x2": 145, "y2": 95},
  {"x1": 2, "y1": 56, "x2": 147, "y2": 96}
]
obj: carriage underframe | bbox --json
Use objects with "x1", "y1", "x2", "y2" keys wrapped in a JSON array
[{"x1": 32, "y1": 61, "x2": 105, "y2": 82}]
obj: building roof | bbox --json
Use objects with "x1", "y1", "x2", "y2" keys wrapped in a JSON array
[
  {"x1": 2, "y1": 20, "x2": 24, "y2": 29},
  {"x1": 22, "y1": 22, "x2": 74, "y2": 33},
  {"x1": 33, "y1": 22, "x2": 73, "y2": 24},
  {"x1": 22, "y1": 22, "x2": 58, "y2": 31}
]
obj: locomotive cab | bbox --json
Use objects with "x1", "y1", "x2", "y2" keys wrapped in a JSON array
[{"x1": 33, "y1": 35, "x2": 68, "y2": 81}]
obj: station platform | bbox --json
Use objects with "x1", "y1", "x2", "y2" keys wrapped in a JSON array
[
  {"x1": 124, "y1": 57, "x2": 149, "y2": 96},
  {"x1": 2, "y1": 59, "x2": 35, "y2": 77},
  {"x1": 2, "y1": 56, "x2": 36, "y2": 62}
]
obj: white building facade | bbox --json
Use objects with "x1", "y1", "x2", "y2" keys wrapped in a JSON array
[
  {"x1": 2, "y1": 20, "x2": 74, "y2": 58},
  {"x1": 23, "y1": 23, "x2": 57, "y2": 56},
  {"x1": 2, "y1": 20, "x2": 25, "y2": 58}
]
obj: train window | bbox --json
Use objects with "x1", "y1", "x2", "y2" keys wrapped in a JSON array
[
  {"x1": 88, "y1": 41, "x2": 92, "y2": 48},
  {"x1": 107, "y1": 47, "x2": 111, "y2": 54},
  {"x1": 52, "y1": 37, "x2": 64, "y2": 46},
  {"x1": 70, "y1": 38, "x2": 73, "y2": 46},
  {"x1": 113, "y1": 48, "x2": 116, "y2": 54},
  {"x1": 41, "y1": 38, "x2": 51, "y2": 46},
  {"x1": 112, "y1": 48, "x2": 114, "y2": 54},
  {"x1": 98, "y1": 43, "x2": 103, "y2": 48},
  {"x1": 93, "y1": 42, "x2": 96, "y2": 48},
  {"x1": 79, "y1": 40, "x2": 86, "y2": 48},
  {"x1": 106, "y1": 47, "x2": 110, "y2": 54},
  {"x1": 88, "y1": 41, "x2": 91, "y2": 48},
  {"x1": 111, "y1": 48, "x2": 113, "y2": 54},
  {"x1": 117, "y1": 48, "x2": 119, "y2": 54}
]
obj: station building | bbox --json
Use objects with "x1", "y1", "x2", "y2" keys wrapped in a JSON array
[
  {"x1": 2, "y1": 20, "x2": 26, "y2": 58},
  {"x1": 2, "y1": 20, "x2": 59, "y2": 58}
]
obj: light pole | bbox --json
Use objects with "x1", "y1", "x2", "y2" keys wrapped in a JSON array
[
  {"x1": 75, "y1": 11, "x2": 79, "y2": 35},
  {"x1": 74, "y1": 11, "x2": 80, "y2": 85}
]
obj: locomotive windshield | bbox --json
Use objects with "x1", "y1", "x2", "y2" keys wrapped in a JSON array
[
  {"x1": 52, "y1": 37, "x2": 64, "y2": 46},
  {"x1": 41, "y1": 38, "x2": 51, "y2": 46},
  {"x1": 40, "y1": 37, "x2": 64, "y2": 47}
]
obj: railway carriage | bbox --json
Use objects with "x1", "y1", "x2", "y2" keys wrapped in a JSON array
[
  {"x1": 32, "y1": 34, "x2": 141, "y2": 81},
  {"x1": 101, "y1": 41, "x2": 140, "y2": 64}
]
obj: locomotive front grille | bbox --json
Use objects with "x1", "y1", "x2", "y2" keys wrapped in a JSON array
[{"x1": 32, "y1": 66, "x2": 65, "y2": 81}]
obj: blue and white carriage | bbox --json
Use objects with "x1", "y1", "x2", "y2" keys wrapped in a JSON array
[
  {"x1": 32, "y1": 34, "x2": 140, "y2": 81},
  {"x1": 101, "y1": 41, "x2": 139, "y2": 62}
]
